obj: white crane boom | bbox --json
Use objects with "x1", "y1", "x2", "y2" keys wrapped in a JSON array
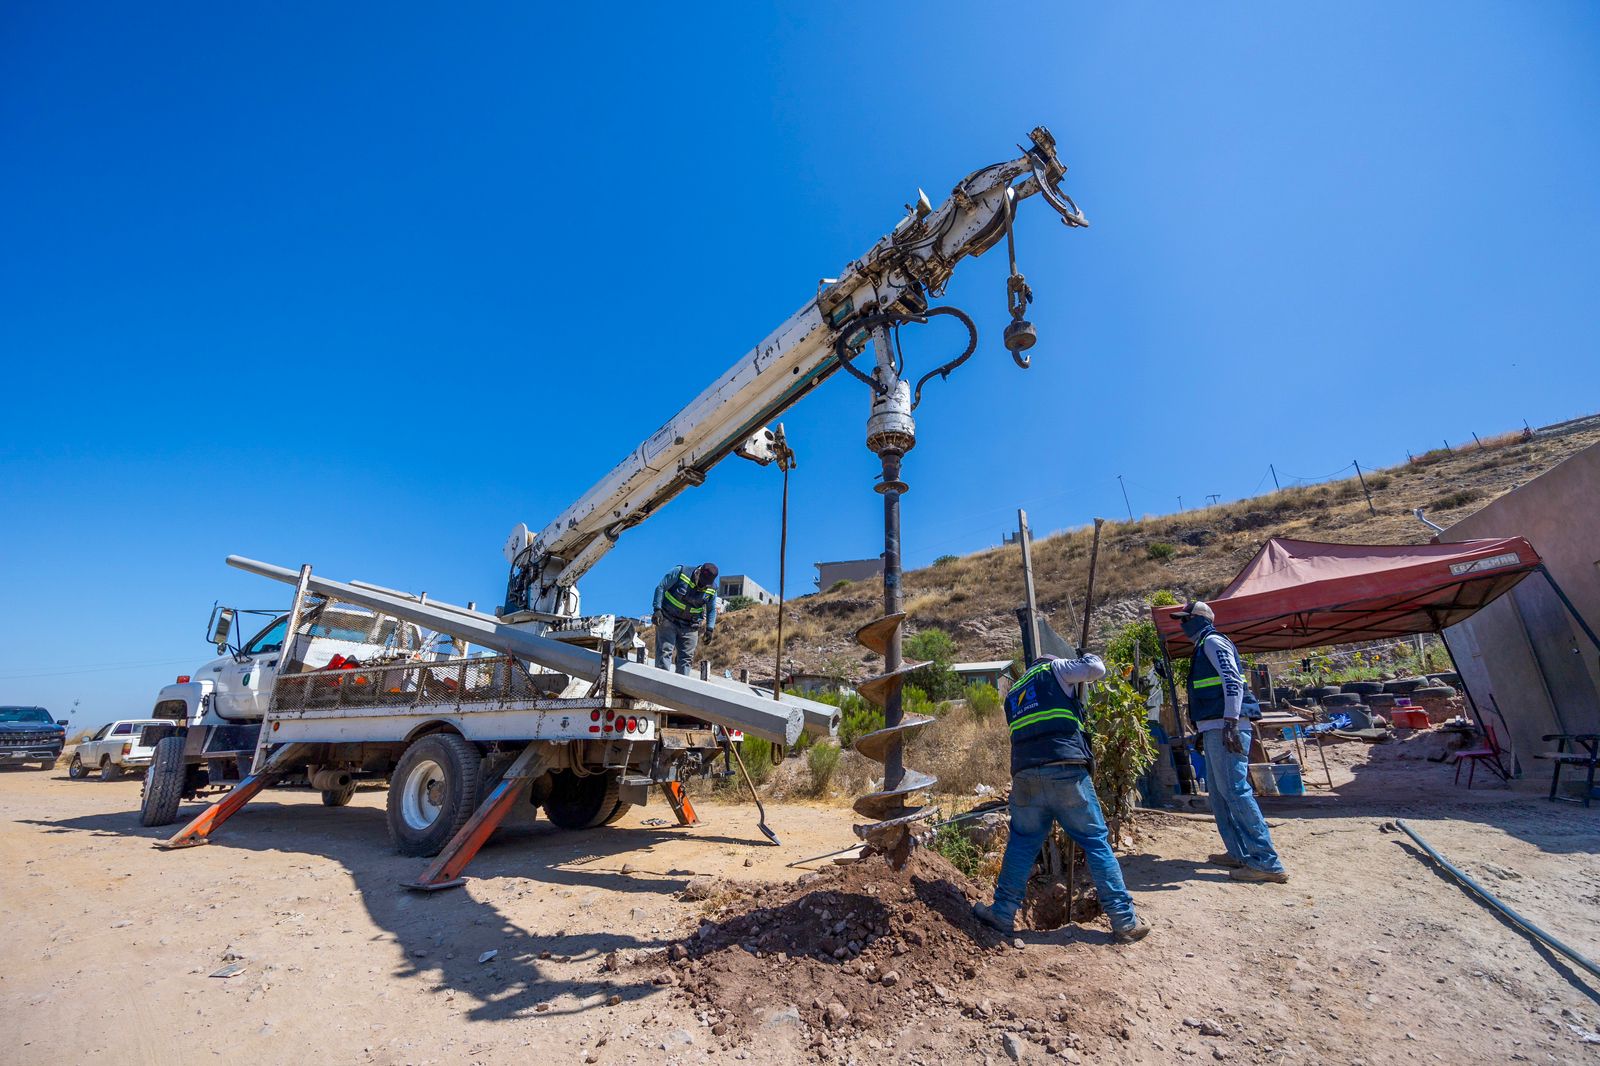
[{"x1": 502, "y1": 126, "x2": 1086, "y2": 618}]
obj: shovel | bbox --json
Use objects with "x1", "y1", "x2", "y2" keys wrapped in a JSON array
[{"x1": 725, "y1": 738, "x2": 780, "y2": 846}]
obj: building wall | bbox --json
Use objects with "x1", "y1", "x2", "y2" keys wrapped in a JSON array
[
  {"x1": 815, "y1": 558, "x2": 883, "y2": 591},
  {"x1": 719, "y1": 575, "x2": 775, "y2": 606},
  {"x1": 1442, "y1": 442, "x2": 1600, "y2": 776}
]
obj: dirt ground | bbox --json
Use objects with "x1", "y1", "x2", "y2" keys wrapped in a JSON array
[{"x1": 3, "y1": 737, "x2": 1599, "y2": 1065}]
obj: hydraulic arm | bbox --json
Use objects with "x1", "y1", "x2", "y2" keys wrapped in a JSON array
[{"x1": 501, "y1": 126, "x2": 1086, "y2": 620}]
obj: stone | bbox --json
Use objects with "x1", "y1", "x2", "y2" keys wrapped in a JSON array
[
  {"x1": 881, "y1": 970, "x2": 901, "y2": 987},
  {"x1": 1003, "y1": 1032, "x2": 1026, "y2": 1062},
  {"x1": 606, "y1": 994, "x2": 622, "y2": 1006},
  {"x1": 662, "y1": 1029, "x2": 694, "y2": 1048},
  {"x1": 758, "y1": 1005, "x2": 802, "y2": 1029},
  {"x1": 682, "y1": 876, "x2": 719, "y2": 901},
  {"x1": 825, "y1": 1002, "x2": 851, "y2": 1028}
]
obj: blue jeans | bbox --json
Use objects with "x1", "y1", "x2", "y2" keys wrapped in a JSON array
[
  {"x1": 1202, "y1": 724, "x2": 1285, "y2": 873},
  {"x1": 653, "y1": 617, "x2": 700, "y2": 674},
  {"x1": 991, "y1": 764, "x2": 1138, "y2": 932}
]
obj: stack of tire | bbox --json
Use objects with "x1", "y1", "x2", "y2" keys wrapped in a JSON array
[{"x1": 1384, "y1": 675, "x2": 1458, "y2": 701}]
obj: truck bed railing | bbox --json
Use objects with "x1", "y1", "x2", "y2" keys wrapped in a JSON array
[{"x1": 269, "y1": 655, "x2": 568, "y2": 716}]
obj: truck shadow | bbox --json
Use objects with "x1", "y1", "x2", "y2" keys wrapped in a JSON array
[{"x1": 28, "y1": 794, "x2": 768, "y2": 1023}]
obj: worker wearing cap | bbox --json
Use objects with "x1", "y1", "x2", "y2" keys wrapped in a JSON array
[
  {"x1": 1174, "y1": 600, "x2": 1288, "y2": 883},
  {"x1": 974, "y1": 651, "x2": 1150, "y2": 943},
  {"x1": 653, "y1": 563, "x2": 719, "y2": 674}
]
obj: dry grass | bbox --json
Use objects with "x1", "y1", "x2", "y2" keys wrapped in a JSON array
[{"x1": 707, "y1": 421, "x2": 1600, "y2": 679}]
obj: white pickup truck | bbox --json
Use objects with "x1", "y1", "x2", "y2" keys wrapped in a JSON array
[{"x1": 69, "y1": 719, "x2": 165, "y2": 781}]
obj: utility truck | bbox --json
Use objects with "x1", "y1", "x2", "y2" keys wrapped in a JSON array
[{"x1": 148, "y1": 127, "x2": 1087, "y2": 886}]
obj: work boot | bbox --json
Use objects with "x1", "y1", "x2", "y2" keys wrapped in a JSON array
[
  {"x1": 1112, "y1": 918, "x2": 1151, "y2": 944},
  {"x1": 972, "y1": 902, "x2": 1014, "y2": 935},
  {"x1": 1207, "y1": 852, "x2": 1245, "y2": 868},
  {"x1": 1229, "y1": 866, "x2": 1289, "y2": 884}
]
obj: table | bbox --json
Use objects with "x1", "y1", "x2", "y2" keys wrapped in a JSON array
[{"x1": 1537, "y1": 733, "x2": 1599, "y2": 808}]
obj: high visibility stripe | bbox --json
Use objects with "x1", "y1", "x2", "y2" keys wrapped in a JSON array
[
  {"x1": 662, "y1": 590, "x2": 699, "y2": 612},
  {"x1": 1013, "y1": 662, "x2": 1052, "y2": 690},
  {"x1": 1009, "y1": 707, "x2": 1083, "y2": 733},
  {"x1": 1192, "y1": 676, "x2": 1222, "y2": 689}
]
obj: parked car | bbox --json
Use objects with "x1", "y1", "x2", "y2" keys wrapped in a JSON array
[
  {"x1": 0, "y1": 707, "x2": 68, "y2": 770},
  {"x1": 69, "y1": 719, "x2": 165, "y2": 781}
]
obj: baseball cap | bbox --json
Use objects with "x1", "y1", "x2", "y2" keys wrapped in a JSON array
[{"x1": 1172, "y1": 600, "x2": 1214, "y2": 622}]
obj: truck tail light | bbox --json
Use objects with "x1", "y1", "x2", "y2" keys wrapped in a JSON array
[
  {"x1": 627, "y1": 717, "x2": 638, "y2": 733},
  {"x1": 121, "y1": 743, "x2": 131, "y2": 757},
  {"x1": 177, "y1": 675, "x2": 190, "y2": 683}
]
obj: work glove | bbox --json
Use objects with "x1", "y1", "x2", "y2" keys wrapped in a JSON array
[
  {"x1": 704, "y1": 627, "x2": 717, "y2": 644},
  {"x1": 652, "y1": 610, "x2": 664, "y2": 628},
  {"x1": 1222, "y1": 719, "x2": 1244, "y2": 755}
]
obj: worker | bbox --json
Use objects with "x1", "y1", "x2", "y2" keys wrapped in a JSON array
[
  {"x1": 1173, "y1": 600, "x2": 1288, "y2": 883},
  {"x1": 974, "y1": 650, "x2": 1150, "y2": 943},
  {"x1": 652, "y1": 562, "x2": 719, "y2": 674}
]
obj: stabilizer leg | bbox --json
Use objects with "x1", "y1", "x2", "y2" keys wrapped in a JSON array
[
  {"x1": 403, "y1": 741, "x2": 552, "y2": 892},
  {"x1": 157, "y1": 743, "x2": 309, "y2": 850}
]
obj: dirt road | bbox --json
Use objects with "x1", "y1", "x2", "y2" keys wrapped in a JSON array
[{"x1": 3, "y1": 739, "x2": 1599, "y2": 1064}]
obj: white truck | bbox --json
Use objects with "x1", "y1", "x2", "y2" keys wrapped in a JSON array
[{"x1": 69, "y1": 719, "x2": 166, "y2": 780}]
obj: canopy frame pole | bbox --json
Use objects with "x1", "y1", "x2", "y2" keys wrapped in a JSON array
[
  {"x1": 1159, "y1": 637, "x2": 1196, "y2": 795},
  {"x1": 1536, "y1": 564, "x2": 1600, "y2": 655},
  {"x1": 1431, "y1": 609, "x2": 1486, "y2": 732}
]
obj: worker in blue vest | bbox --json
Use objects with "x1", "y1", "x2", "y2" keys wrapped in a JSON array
[
  {"x1": 973, "y1": 651, "x2": 1150, "y2": 943},
  {"x1": 1174, "y1": 599, "x2": 1288, "y2": 883},
  {"x1": 652, "y1": 563, "x2": 719, "y2": 674}
]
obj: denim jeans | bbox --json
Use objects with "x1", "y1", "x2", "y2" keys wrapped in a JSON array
[
  {"x1": 654, "y1": 617, "x2": 700, "y2": 674},
  {"x1": 991, "y1": 763, "x2": 1138, "y2": 932},
  {"x1": 1201, "y1": 723, "x2": 1285, "y2": 873}
]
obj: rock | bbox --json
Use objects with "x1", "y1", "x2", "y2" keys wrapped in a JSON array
[
  {"x1": 621, "y1": 863, "x2": 637, "y2": 874},
  {"x1": 477, "y1": 950, "x2": 498, "y2": 964},
  {"x1": 1212, "y1": 1048, "x2": 1229, "y2": 1060},
  {"x1": 758, "y1": 1005, "x2": 802, "y2": 1029},
  {"x1": 662, "y1": 1028, "x2": 695, "y2": 1048},
  {"x1": 1003, "y1": 1032, "x2": 1026, "y2": 1061},
  {"x1": 880, "y1": 970, "x2": 901, "y2": 987},
  {"x1": 743, "y1": 857, "x2": 754, "y2": 868},
  {"x1": 825, "y1": 1001, "x2": 851, "y2": 1027},
  {"x1": 669, "y1": 943, "x2": 688, "y2": 962},
  {"x1": 682, "y1": 876, "x2": 718, "y2": 901},
  {"x1": 583, "y1": 1051, "x2": 599, "y2": 1063},
  {"x1": 1199, "y1": 1021, "x2": 1224, "y2": 1037},
  {"x1": 712, "y1": 1021, "x2": 728, "y2": 1036},
  {"x1": 606, "y1": 994, "x2": 622, "y2": 1006},
  {"x1": 603, "y1": 950, "x2": 621, "y2": 972},
  {"x1": 110, "y1": 920, "x2": 132, "y2": 929}
]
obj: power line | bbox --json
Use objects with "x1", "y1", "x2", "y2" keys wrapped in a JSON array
[{"x1": 0, "y1": 658, "x2": 195, "y2": 682}]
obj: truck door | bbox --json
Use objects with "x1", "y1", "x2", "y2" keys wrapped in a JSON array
[{"x1": 214, "y1": 616, "x2": 287, "y2": 721}]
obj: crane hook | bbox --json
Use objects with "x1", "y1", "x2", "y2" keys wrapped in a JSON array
[{"x1": 1001, "y1": 186, "x2": 1038, "y2": 368}]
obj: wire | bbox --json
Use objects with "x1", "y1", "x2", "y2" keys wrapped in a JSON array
[
  {"x1": 1278, "y1": 462, "x2": 1356, "y2": 483},
  {"x1": 0, "y1": 657, "x2": 197, "y2": 681}
]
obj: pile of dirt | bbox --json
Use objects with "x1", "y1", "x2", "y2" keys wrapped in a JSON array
[{"x1": 655, "y1": 851, "x2": 1022, "y2": 1042}]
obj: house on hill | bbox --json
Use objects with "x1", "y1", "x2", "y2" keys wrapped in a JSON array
[{"x1": 815, "y1": 557, "x2": 882, "y2": 591}]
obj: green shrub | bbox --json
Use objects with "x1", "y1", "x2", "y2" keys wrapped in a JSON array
[
  {"x1": 806, "y1": 741, "x2": 841, "y2": 795},
  {"x1": 930, "y1": 823, "x2": 984, "y2": 879},
  {"x1": 1149, "y1": 589, "x2": 1181, "y2": 607},
  {"x1": 933, "y1": 554, "x2": 959, "y2": 567},
  {"x1": 829, "y1": 579, "x2": 854, "y2": 592},
  {"x1": 1429, "y1": 488, "x2": 1482, "y2": 510},
  {"x1": 1367, "y1": 474, "x2": 1392, "y2": 491},
  {"x1": 1146, "y1": 542, "x2": 1176, "y2": 561},
  {"x1": 906, "y1": 628, "x2": 962, "y2": 699},
  {"x1": 963, "y1": 681, "x2": 1001, "y2": 719},
  {"x1": 1085, "y1": 673, "x2": 1157, "y2": 841},
  {"x1": 722, "y1": 594, "x2": 756, "y2": 612},
  {"x1": 740, "y1": 736, "x2": 775, "y2": 785}
]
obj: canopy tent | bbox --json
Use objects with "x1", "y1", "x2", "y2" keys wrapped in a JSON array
[{"x1": 1152, "y1": 536, "x2": 1542, "y2": 656}]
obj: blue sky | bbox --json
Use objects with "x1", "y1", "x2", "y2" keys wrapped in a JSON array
[{"x1": 4, "y1": 3, "x2": 1598, "y2": 728}]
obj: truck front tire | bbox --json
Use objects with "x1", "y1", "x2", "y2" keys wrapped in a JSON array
[
  {"x1": 69, "y1": 754, "x2": 89, "y2": 780},
  {"x1": 386, "y1": 734, "x2": 483, "y2": 857},
  {"x1": 140, "y1": 736, "x2": 187, "y2": 827}
]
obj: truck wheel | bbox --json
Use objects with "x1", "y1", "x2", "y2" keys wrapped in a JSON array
[
  {"x1": 387, "y1": 734, "x2": 482, "y2": 857},
  {"x1": 39, "y1": 759, "x2": 57, "y2": 771},
  {"x1": 600, "y1": 800, "x2": 633, "y2": 826},
  {"x1": 140, "y1": 736, "x2": 187, "y2": 827},
  {"x1": 321, "y1": 784, "x2": 357, "y2": 807},
  {"x1": 544, "y1": 770, "x2": 622, "y2": 830},
  {"x1": 100, "y1": 757, "x2": 124, "y2": 782},
  {"x1": 69, "y1": 753, "x2": 89, "y2": 780}
]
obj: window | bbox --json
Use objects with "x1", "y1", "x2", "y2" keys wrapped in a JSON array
[
  {"x1": 112, "y1": 722, "x2": 134, "y2": 735},
  {"x1": 243, "y1": 617, "x2": 288, "y2": 655},
  {"x1": 92, "y1": 724, "x2": 112, "y2": 741},
  {"x1": 0, "y1": 707, "x2": 53, "y2": 724}
]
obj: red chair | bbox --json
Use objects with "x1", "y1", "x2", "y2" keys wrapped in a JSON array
[{"x1": 1452, "y1": 723, "x2": 1510, "y2": 787}]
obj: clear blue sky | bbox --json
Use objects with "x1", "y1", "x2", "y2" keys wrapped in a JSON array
[{"x1": 4, "y1": 3, "x2": 1598, "y2": 729}]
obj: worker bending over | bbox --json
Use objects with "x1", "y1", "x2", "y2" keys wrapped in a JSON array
[
  {"x1": 652, "y1": 562, "x2": 719, "y2": 674},
  {"x1": 1174, "y1": 600, "x2": 1288, "y2": 883},
  {"x1": 975, "y1": 651, "x2": 1150, "y2": 943}
]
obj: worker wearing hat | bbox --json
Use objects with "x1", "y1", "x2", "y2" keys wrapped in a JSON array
[
  {"x1": 973, "y1": 650, "x2": 1150, "y2": 943},
  {"x1": 653, "y1": 563, "x2": 719, "y2": 674},
  {"x1": 1173, "y1": 600, "x2": 1288, "y2": 883}
]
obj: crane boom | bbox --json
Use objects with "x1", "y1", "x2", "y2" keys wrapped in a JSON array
[{"x1": 503, "y1": 126, "x2": 1086, "y2": 618}]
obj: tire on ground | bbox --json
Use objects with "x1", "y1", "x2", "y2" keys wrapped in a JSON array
[
  {"x1": 100, "y1": 757, "x2": 124, "y2": 782},
  {"x1": 1308, "y1": 686, "x2": 1342, "y2": 701},
  {"x1": 386, "y1": 733, "x2": 483, "y2": 857},
  {"x1": 1340, "y1": 681, "x2": 1384, "y2": 696},
  {"x1": 1412, "y1": 686, "x2": 1457, "y2": 699},
  {"x1": 69, "y1": 753, "x2": 89, "y2": 780},
  {"x1": 1383, "y1": 678, "x2": 1425, "y2": 695},
  {"x1": 140, "y1": 735, "x2": 187, "y2": 827},
  {"x1": 321, "y1": 784, "x2": 357, "y2": 807},
  {"x1": 544, "y1": 769, "x2": 623, "y2": 830},
  {"x1": 1321, "y1": 693, "x2": 1360, "y2": 707},
  {"x1": 1428, "y1": 672, "x2": 1462, "y2": 687},
  {"x1": 1366, "y1": 693, "x2": 1398, "y2": 708}
]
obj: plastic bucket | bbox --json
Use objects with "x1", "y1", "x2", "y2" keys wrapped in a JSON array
[{"x1": 1270, "y1": 763, "x2": 1304, "y2": 795}]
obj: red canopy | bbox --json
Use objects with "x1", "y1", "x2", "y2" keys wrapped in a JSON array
[{"x1": 1153, "y1": 536, "x2": 1541, "y2": 655}]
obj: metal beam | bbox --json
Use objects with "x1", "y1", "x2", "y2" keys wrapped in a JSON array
[{"x1": 226, "y1": 556, "x2": 812, "y2": 745}]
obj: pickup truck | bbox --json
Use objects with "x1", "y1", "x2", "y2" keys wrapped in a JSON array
[
  {"x1": 69, "y1": 719, "x2": 165, "y2": 781},
  {"x1": 0, "y1": 706, "x2": 68, "y2": 770}
]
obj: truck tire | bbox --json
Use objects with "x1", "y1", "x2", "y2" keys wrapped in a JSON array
[
  {"x1": 1321, "y1": 693, "x2": 1360, "y2": 707},
  {"x1": 69, "y1": 753, "x2": 90, "y2": 780},
  {"x1": 1340, "y1": 681, "x2": 1384, "y2": 696},
  {"x1": 544, "y1": 770, "x2": 622, "y2": 830},
  {"x1": 100, "y1": 757, "x2": 124, "y2": 782},
  {"x1": 321, "y1": 785, "x2": 357, "y2": 807},
  {"x1": 387, "y1": 734, "x2": 483, "y2": 857},
  {"x1": 1383, "y1": 678, "x2": 1424, "y2": 695},
  {"x1": 600, "y1": 799, "x2": 634, "y2": 826},
  {"x1": 140, "y1": 736, "x2": 187, "y2": 827},
  {"x1": 1413, "y1": 685, "x2": 1457, "y2": 699}
]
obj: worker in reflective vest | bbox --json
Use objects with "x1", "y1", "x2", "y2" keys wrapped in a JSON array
[
  {"x1": 973, "y1": 651, "x2": 1150, "y2": 943},
  {"x1": 1176, "y1": 599, "x2": 1288, "y2": 883},
  {"x1": 652, "y1": 563, "x2": 719, "y2": 674}
]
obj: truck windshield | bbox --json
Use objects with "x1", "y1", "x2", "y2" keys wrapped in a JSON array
[{"x1": 0, "y1": 708, "x2": 53, "y2": 724}]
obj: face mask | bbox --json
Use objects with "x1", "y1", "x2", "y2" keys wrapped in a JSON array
[{"x1": 1180, "y1": 615, "x2": 1209, "y2": 639}]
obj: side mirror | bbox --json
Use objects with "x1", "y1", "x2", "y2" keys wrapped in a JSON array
[
  {"x1": 211, "y1": 608, "x2": 234, "y2": 652},
  {"x1": 57, "y1": 720, "x2": 68, "y2": 726}
]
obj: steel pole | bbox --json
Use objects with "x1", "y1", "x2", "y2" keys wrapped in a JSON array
[{"x1": 880, "y1": 449, "x2": 906, "y2": 791}]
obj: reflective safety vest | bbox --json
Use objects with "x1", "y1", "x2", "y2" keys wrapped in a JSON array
[
  {"x1": 1185, "y1": 626, "x2": 1261, "y2": 726},
  {"x1": 660, "y1": 568, "x2": 715, "y2": 626},
  {"x1": 1004, "y1": 659, "x2": 1093, "y2": 774}
]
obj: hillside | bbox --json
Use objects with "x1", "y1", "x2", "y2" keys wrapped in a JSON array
[{"x1": 713, "y1": 418, "x2": 1600, "y2": 680}]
